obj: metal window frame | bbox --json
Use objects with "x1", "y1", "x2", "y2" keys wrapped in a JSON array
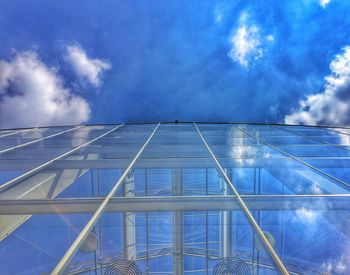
[
  {"x1": 0, "y1": 124, "x2": 124, "y2": 193},
  {"x1": 271, "y1": 125, "x2": 350, "y2": 152},
  {"x1": 193, "y1": 123, "x2": 289, "y2": 274},
  {"x1": 0, "y1": 125, "x2": 82, "y2": 154},
  {"x1": 0, "y1": 127, "x2": 37, "y2": 138},
  {"x1": 2, "y1": 122, "x2": 350, "y2": 274},
  {"x1": 236, "y1": 126, "x2": 350, "y2": 189},
  {"x1": 51, "y1": 123, "x2": 160, "y2": 274}
]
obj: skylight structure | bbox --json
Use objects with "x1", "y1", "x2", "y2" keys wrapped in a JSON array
[{"x1": 0, "y1": 122, "x2": 349, "y2": 274}]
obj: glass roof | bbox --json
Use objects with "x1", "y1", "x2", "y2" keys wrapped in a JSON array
[{"x1": 0, "y1": 122, "x2": 349, "y2": 274}]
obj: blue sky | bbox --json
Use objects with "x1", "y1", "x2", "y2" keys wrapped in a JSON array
[{"x1": 1, "y1": 0, "x2": 350, "y2": 128}]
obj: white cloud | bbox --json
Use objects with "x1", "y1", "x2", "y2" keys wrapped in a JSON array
[
  {"x1": 0, "y1": 51, "x2": 90, "y2": 128},
  {"x1": 66, "y1": 45, "x2": 111, "y2": 87},
  {"x1": 228, "y1": 13, "x2": 273, "y2": 68},
  {"x1": 319, "y1": 0, "x2": 331, "y2": 8},
  {"x1": 296, "y1": 207, "x2": 318, "y2": 223},
  {"x1": 215, "y1": 11, "x2": 223, "y2": 24},
  {"x1": 266, "y1": 35, "x2": 274, "y2": 42},
  {"x1": 322, "y1": 256, "x2": 347, "y2": 274},
  {"x1": 285, "y1": 46, "x2": 350, "y2": 126},
  {"x1": 214, "y1": 6, "x2": 224, "y2": 24}
]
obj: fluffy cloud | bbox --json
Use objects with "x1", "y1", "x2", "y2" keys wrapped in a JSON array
[
  {"x1": 228, "y1": 13, "x2": 273, "y2": 68},
  {"x1": 285, "y1": 46, "x2": 350, "y2": 126},
  {"x1": 66, "y1": 45, "x2": 111, "y2": 87},
  {"x1": 214, "y1": 5, "x2": 224, "y2": 24},
  {"x1": 319, "y1": 0, "x2": 331, "y2": 8},
  {"x1": 322, "y1": 256, "x2": 347, "y2": 274},
  {"x1": 0, "y1": 51, "x2": 90, "y2": 128}
]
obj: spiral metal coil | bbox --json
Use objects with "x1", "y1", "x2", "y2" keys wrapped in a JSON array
[
  {"x1": 213, "y1": 257, "x2": 251, "y2": 275},
  {"x1": 104, "y1": 260, "x2": 142, "y2": 275}
]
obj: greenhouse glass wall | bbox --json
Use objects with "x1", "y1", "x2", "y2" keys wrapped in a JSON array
[{"x1": 0, "y1": 122, "x2": 349, "y2": 275}]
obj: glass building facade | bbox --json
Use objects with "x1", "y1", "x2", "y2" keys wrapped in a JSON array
[{"x1": 0, "y1": 122, "x2": 349, "y2": 274}]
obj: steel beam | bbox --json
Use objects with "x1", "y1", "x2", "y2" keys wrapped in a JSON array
[
  {"x1": 0, "y1": 126, "x2": 82, "y2": 154},
  {"x1": 0, "y1": 125, "x2": 122, "y2": 241},
  {"x1": 172, "y1": 169, "x2": 183, "y2": 275},
  {"x1": 3, "y1": 156, "x2": 350, "y2": 171},
  {"x1": 0, "y1": 125, "x2": 124, "y2": 192},
  {"x1": 237, "y1": 126, "x2": 350, "y2": 190},
  {"x1": 51, "y1": 123, "x2": 160, "y2": 274},
  {"x1": 0, "y1": 167, "x2": 88, "y2": 240},
  {"x1": 123, "y1": 174, "x2": 136, "y2": 260},
  {"x1": 194, "y1": 123, "x2": 289, "y2": 274},
  {"x1": 0, "y1": 195, "x2": 349, "y2": 215},
  {"x1": 272, "y1": 125, "x2": 350, "y2": 152},
  {"x1": 0, "y1": 128, "x2": 37, "y2": 138},
  {"x1": 220, "y1": 169, "x2": 232, "y2": 258}
]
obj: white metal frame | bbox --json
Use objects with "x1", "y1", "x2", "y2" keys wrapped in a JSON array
[
  {"x1": 0, "y1": 125, "x2": 124, "y2": 192},
  {"x1": 194, "y1": 123, "x2": 289, "y2": 274},
  {"x1": 51, "y1": 123, "x2": 160, "y2": 274},
  {"x1": 0, "y1": 126, "x2": 82, "y2": 154}
]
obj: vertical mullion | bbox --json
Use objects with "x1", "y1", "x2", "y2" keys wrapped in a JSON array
[
  {"x1": 205, "y1": 168, "x2": 209, "y2": 275},
  {"x1": 252, "y1": 168, "x2": 257, "y2": 274},
  {"x1": 172, "y1": 168, "x2": 183, "y2": 275},
  {"x1": 145, "y1": 169, "x2": 149, "y2": 275},
  {"x1": 51, "y1": 123, "x2": 160, "y2": 274},
  {"x1": 257, "y1": 168, "x2": 261, "y2": 274},
  {"x1": 193, "y1": 123, "x2": 289, "y2": 275},
  {"x1": 98, "y1": 170, "x2": 103, "y2": 275},
  {"x1": 91, "y1": 170, "x2": 98, "y2": 275}
]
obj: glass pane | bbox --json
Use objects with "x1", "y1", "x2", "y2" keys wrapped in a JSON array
[
  {"x1": 0, "y1": 213, "x2": 92, "y2": 274},
  {"x1": 65, "y1": 209, "x2": 280, "y2": 274},
  {"x1": 1, "y1": 123, "x2": 350, "y2": 274},
  {"x1": 197, "y1": 124, "x2": 350, "y2": 195},
  {"x1": 256, "y1": 202, "x2": 350, "y2": 273}
]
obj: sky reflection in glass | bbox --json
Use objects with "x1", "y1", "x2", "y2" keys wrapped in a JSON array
[{"x1": 0, "y1": 123, "x2": 349, "y2": 274}]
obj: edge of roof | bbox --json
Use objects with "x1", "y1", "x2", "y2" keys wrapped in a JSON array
[{"x1": 1, "y1": 120, "x2": 350, "y2": 131}]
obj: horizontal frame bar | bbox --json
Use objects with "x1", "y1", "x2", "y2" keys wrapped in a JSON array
[
  {"x1": 51, "y1": 123, "x2": 160, "y2": 274},
  {"x1": 194, "y1": 123, "x2": 289, "y2": 274},
  {"x1": 0, "y1": 125, "x2": 123, "y2": 193},
  {"x1": 0, "y1": 126, "x2": 82, "y2": 154},
  {"x1": 237, "y1": 126, "x2": 350, "y2": 189},
  {"x1": 0, "y1": 128, "x2": 37, "y2": 138},
  {"x1": 0, "y1": 195, "x2": 349, "y2": 214}
]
